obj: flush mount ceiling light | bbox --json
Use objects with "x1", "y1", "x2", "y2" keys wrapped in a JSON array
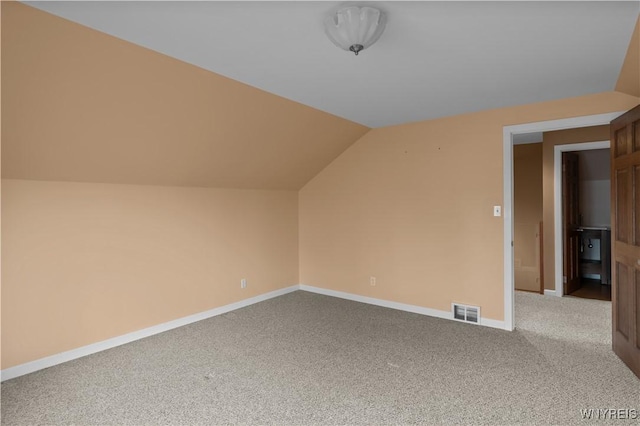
[{"x1": 324, "y1": 6, "x2": 386, "y2": 56}]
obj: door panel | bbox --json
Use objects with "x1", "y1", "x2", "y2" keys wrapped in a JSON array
[
  {"x1": 635, "y1": 165, "x2": 640, "y2": 245},
  {"x1": 611, "y1": 104, "x2": 640, "y2": 379},
  {"x1": 637, "y1": 277, "x2": 640, "y2": 346},
  {"x1": 617, "y1": 261, "x2": 630, "y2": 338},
  {"x1": 566, "y1": 234, "x2": 581, "y2": 294},
  {"x1": 616, "y1": 168, "x2": 630, "y2": 244},
  {"x1": 615, "y1": 128, "x2": 628, "y2": 157},
  {"x1": 563, "y1": 152, "x2": 581, "y2": 295}
]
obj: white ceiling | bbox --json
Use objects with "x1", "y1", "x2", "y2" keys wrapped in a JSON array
[{"x1": 26, "y1": 1, "x2": 639, "y2": 128}]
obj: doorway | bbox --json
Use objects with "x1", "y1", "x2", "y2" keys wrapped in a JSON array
[
  {"x1": 506, "y1": 106, "x2": 640, "y2": 379},
  {"x1": 502, "y1": 112, "x2": 624, "y2": 331},
  {"x1": 555, "y1": 142, "x2": 611, "y2": 301}
]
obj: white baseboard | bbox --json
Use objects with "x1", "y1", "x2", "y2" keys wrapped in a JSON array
[
  {"x1": 0, "y1": 285, "x2": 299, "y2": 382},
  {"x1": 2, "y1": 283, "x2": 509, "y2": 381},
  {"x1": 544, "y1": 289, "x2": 559, "y2": 297},
  {"x1": 298, "y1": 285, "x2": 508, "y2": 331}
]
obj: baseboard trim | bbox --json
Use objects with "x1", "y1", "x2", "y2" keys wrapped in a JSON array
[
  {"x1": 0, "y1": 285, "x2": 299, "y2": 382},
  {"x1": 2, "y1": 284, "x2": 509, "y2": 381},
  {"x1": 544, "y1": 289, "x2": 559, "y2": 297},
  {"x1": 298, "y1": 285, "x2": 508, "y2": 331}
]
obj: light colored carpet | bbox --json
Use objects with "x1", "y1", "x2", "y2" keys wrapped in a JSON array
[{"x1": 1, "y1": 290, "x2": 638, "y2": 425}]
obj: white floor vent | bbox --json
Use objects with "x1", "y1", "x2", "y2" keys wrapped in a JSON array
[{"x1": 452, "y1": 303, "x2": 480, "y2": 324}]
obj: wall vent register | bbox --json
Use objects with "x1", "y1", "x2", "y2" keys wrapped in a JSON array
[{"x1": 452, "y1": 303, "x2": 480, "y2": 324}]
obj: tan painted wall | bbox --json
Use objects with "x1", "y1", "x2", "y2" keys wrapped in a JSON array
[
  {"x1": 1, "y1": 180, "x2": 298, "y2": 368},
  {"x1": 541, "y1": 125, "x2": 610, "y2": 291},
  {"x1": 513, "y1": 143, "x2": 542, "y2": 292},
  {"x1": 0, "y1": 1, "x2": 362, "y2": 370},
  {"x1": 1, "y1": 2, "x2": 369, "y2": 190},
  {"x1": 299, "y1": 92, "x2": 639, "y2": 322},
  {"x1": 0, "y1": 2, "x2": 638, "y2": 371},
  {"x1": 616, "y1": 15, "x2": 640, "y2": 98}
]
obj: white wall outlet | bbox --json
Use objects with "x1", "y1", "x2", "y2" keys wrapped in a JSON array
[
  {"x1": 370, "y1": 276, "x2": 376, "y2": 286},
  {"x1": 493, "y1": 206, "x2": 501, "y2": 217},
  {"x1": 240, "y1": 278, "x2": 247, "y2": 289}
]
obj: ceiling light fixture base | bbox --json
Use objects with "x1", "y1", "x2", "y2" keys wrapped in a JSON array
[{"x1": 349, "y1": 44, "x2": 364, "y2": 56}]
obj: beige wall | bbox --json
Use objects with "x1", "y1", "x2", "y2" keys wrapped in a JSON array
[
  {"x1": 299, "y1": 92, "x2": 639, "y2": 322},
  {"x1": 541, "y1": 125, "x2": 610, "y2": 291},
  {"x1": 1, "y1": 2, "x2": 369, "y2": 190},
  {"x1": 0, "y1": 1, "x2": 362, "y2": 370},
  {"x1": 578, "y1": 149, "x2": 611, "y2": 227},
  {"x1": 1, "y1": 2, "x2": 639, "y2": 371},
  {"x1": 1, "y1": 180, "x2": 298, "y2": 368},
  {"x1": 513, "y1": 143, "x2": 542, "y2": 292},
  {"x1": 616, "y1": 16, "x2": 640, "y2": 98}
]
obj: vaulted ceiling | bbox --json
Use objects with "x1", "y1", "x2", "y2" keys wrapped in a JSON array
[
  {"x1": 2, "y1": 2, "x2": 639, "y2": 190},
  {"x1": 2, "y1": 2, "x2": 369, "y2": 190},
  {"x1": 25, "y1": 1, "x2": 640, "y2": 128}
]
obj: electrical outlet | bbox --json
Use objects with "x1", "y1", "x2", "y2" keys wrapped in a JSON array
[
  {"x1": 241, "y1": 278, "x2": 247, "y2": 289},
  {"x1": 370, "y1": 276, "x2": 376, "y2": 286},
  {"x1": 493, "y1": 206, "x2": 501, "y2": 217}
]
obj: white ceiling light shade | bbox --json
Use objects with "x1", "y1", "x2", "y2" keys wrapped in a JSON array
[{"x1": 324, "y1": 6, "x2": 387, "y2": 56}]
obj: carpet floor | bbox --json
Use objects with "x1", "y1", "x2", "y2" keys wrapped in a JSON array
[{"x1": 1, "y1": 290, "x2": 638, "y2": 425}]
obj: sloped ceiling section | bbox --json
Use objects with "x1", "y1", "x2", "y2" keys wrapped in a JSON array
[
  {"x1": 24, "y1": 1, "x2": 640, "y2": 128},
  {"x1": 616, "y1": 15, "x2": 640, "y2": 98},
  {"x1": 1, "y1": 2, "x2": 369, "y2": 190}
]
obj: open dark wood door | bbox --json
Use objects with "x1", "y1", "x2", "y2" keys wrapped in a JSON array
[
  {"x1": 563, "y1": 152, "x2": 581, "y2": 295},
  {"x1": 611, "y1": 104, "x2": 640, "y2": 379}
]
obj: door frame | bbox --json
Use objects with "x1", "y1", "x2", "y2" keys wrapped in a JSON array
[
  {"x1": 503, "y1": 112, "x2": 624, "y2": 331},
  {"x1": 553, "y1": 141, "x2": 610, "y2": 297}
]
